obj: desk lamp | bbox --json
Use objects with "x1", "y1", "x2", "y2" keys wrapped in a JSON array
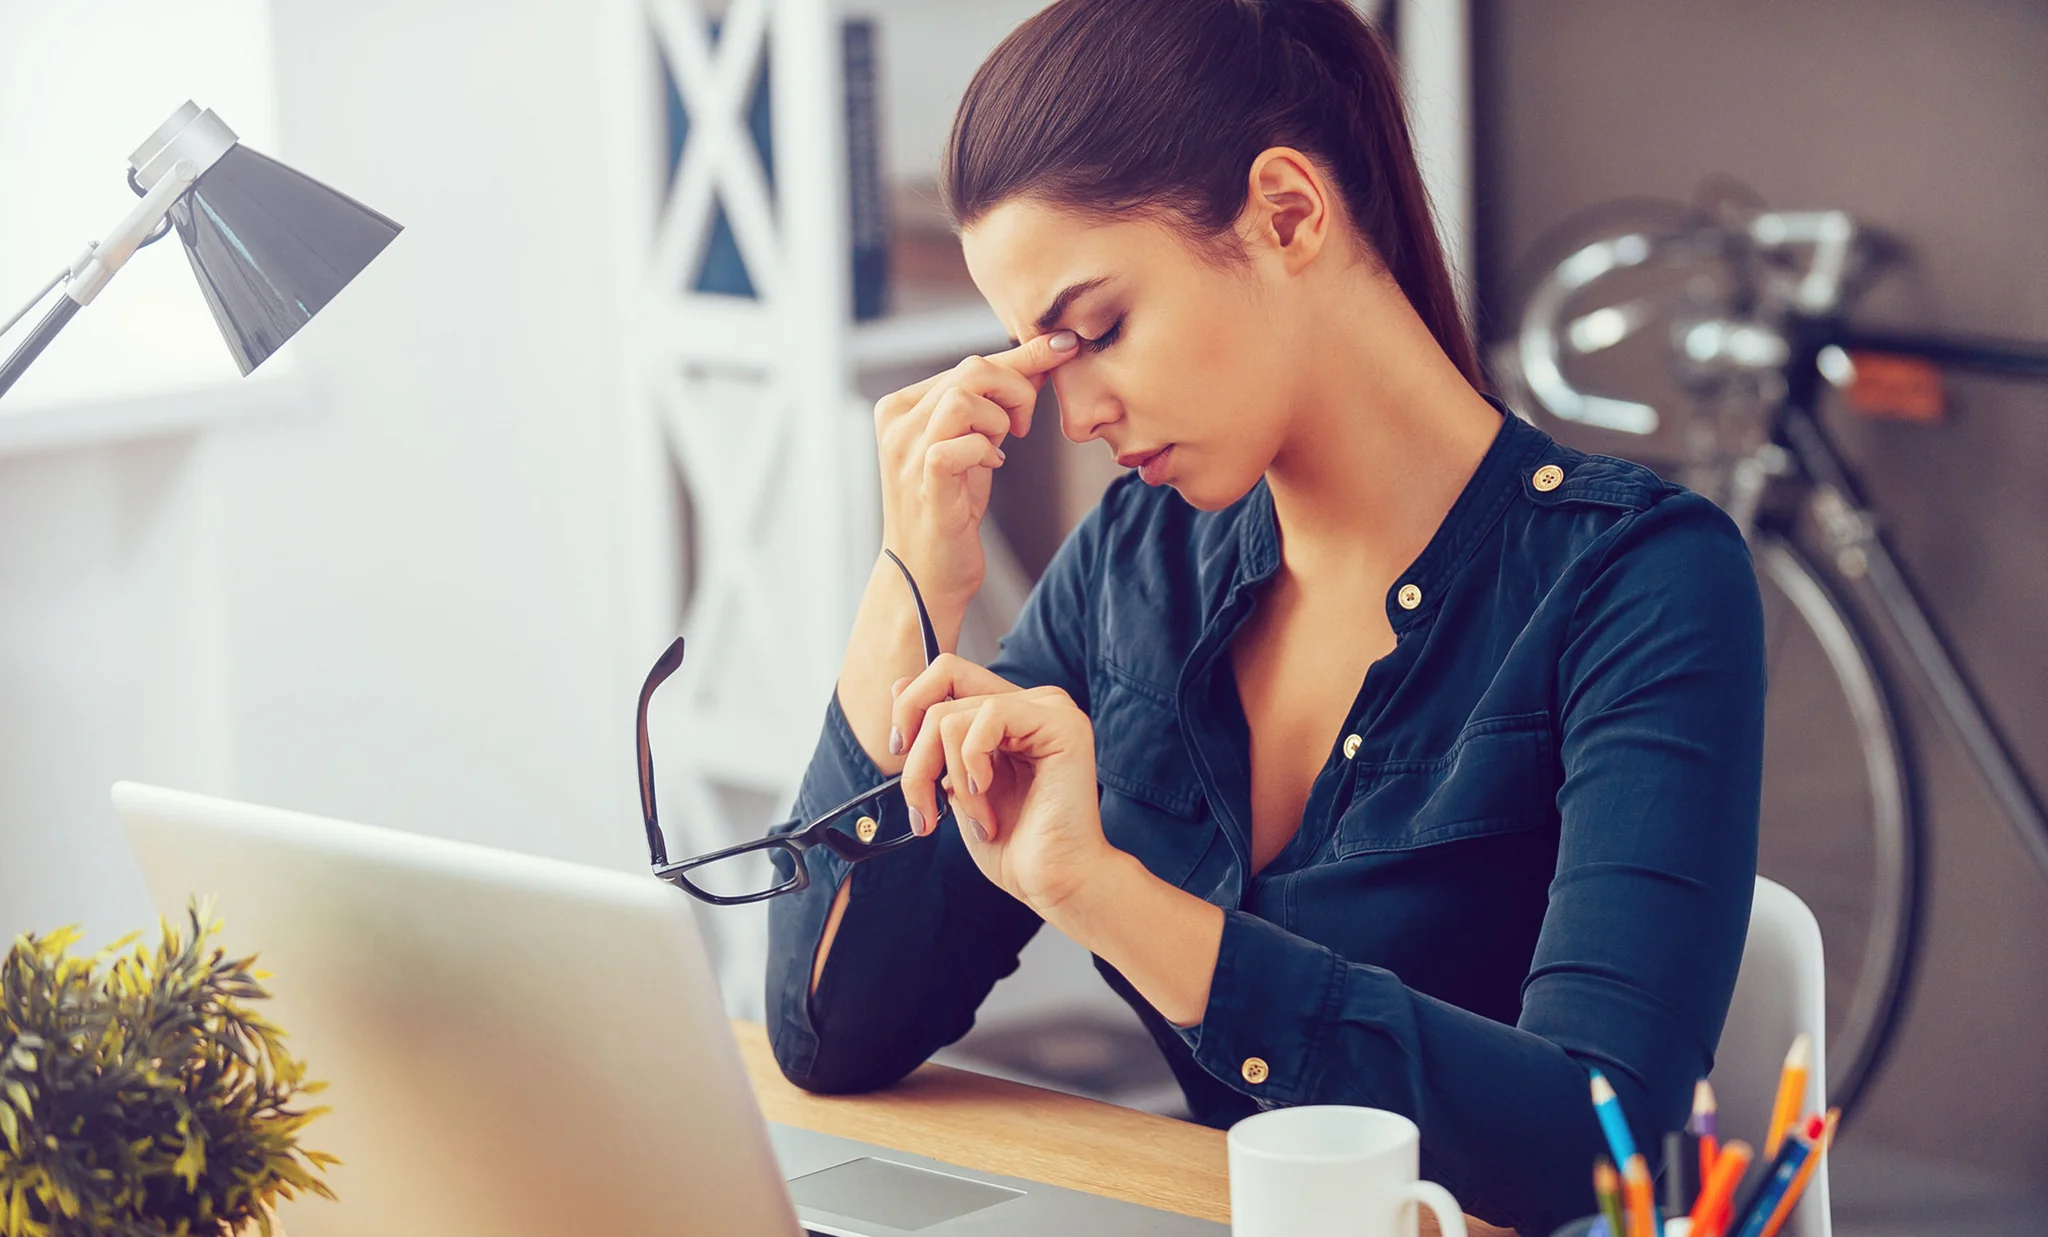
[{"x1": 0, "y1": 101, "x2": 402, "y2": 399}]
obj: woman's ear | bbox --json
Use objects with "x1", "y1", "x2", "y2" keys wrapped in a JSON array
[{"x1": 1241, "y1": 146, "x2": 1332, "y2": 273}]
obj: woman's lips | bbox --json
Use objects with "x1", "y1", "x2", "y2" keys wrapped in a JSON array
[{"x1": 1134, "y1": 444, "x2": 1174, "y2": 485}]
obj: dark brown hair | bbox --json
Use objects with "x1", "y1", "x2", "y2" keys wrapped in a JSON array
[{"x1": 941, "y1": 0, "x2": 1479, "y2": 387}]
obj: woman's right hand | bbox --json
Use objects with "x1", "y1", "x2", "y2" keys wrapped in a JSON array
[{"x1": 873, "y1": 330, "x2": 1080, "y2": 611}]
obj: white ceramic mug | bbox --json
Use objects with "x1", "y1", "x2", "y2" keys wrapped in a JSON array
[{"x1": 1228, "y1": 1105, "x2": 1469, "y2": 1237}]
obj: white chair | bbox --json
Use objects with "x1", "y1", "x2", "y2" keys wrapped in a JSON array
[{"x1": 1708, "y1": 876, "x2": 1832, "y2": 1237}]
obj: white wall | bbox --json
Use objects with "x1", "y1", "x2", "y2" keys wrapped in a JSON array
[{"x1": 1, "y1": 0, "x2": 645, "y2": 947}]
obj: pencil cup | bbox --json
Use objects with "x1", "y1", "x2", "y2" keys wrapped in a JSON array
[{"x1": 1227, "y1": 1106, "x2": 1468, "y2": 1237}]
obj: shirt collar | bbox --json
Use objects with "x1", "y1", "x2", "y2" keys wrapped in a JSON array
[{"x1": 1227, "y1": 396, "x2": 1550, "y2": 632}]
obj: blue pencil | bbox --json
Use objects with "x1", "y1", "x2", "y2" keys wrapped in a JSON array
[
  {"x1": 1588, "y1": 1070, "x2": 1639, "y2": 1166},
  {"x1": 1727, "y1": 1126, "x2": 1816, "y2": 1237}
]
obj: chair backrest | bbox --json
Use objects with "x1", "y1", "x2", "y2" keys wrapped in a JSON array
[{"x1": 1708, "y1": 877, "x2": 1831, "y2": 1237}]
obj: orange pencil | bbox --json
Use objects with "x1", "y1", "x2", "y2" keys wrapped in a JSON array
[
  {"x1": 1757, "y1": 1108, "x2": 1839, "y2": 1237},
  {"x1": 1622, "y1": 1153, "x2": 1655, "y2": 1237},
  {"x1": 1762, "y1": 1033, "x2": 1811, "y2": 1159},
  {"x1": 1688, "y1": 1138, "x2": 1753, "y2": 1237}
]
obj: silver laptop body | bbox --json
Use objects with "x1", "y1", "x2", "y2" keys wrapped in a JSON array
[{"x1": 113, "y1": 782, "x2": 1222, "y2": 1236}]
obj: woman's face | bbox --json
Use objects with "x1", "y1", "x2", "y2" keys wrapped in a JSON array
[{"x1": 960, "y1": 200, "x2": 1298, "y2": 512}]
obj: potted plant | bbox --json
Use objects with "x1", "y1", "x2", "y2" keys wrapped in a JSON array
[{"x1": 0, "y1": 900, "x2": 335, "y2": 1236}]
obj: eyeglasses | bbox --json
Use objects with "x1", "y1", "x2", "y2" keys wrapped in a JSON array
[{"x1": 636, "y1": 549, "x2": 953, "y2": 905}]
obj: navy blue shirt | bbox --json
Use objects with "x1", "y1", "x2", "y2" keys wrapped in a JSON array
[{"x1": 766, "y1": 406, "x2": 1764, "y2": 1237}]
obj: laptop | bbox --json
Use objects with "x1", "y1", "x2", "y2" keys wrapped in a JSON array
[{"x1": 113, "y1": 782, "x2": 1223, "y2": 1237}]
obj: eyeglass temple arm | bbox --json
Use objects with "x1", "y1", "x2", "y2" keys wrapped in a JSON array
[
  {"x1": 636, "y1": 635, "x2": 688, "y2": 866},
  {"x1": 878, "y1": 550, "x2": 954, "y2": 825},
  {"x1": 882, "y1": 548, "x2": 942, "y2": 665}
]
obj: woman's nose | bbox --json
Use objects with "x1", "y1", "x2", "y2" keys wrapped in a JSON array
[{"x1": 1052, "y1": 374, "x2": 1119, "y2": 444}]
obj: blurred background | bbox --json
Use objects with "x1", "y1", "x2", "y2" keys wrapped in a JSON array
[{"x1": 0, "y1": 2, "x2": 2041, "y2": 1234}]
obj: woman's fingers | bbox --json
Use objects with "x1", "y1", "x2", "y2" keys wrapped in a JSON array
[
  {"x1": 949, "y1": 352, "x2": 1047, "y2": 437},
  {"x1": 898, "y1": 698, "x2": 958, "y2": 836},
  {"x1": 874, "y1": 333, "x2": 1077, "y2": 440},
  {"x1": 925, "y1": 386, "x2": 1012, "y2": 452},
  {"x1": 985, "y1": 330, "x2": 1080, "y2": 386},
  {"x1": 921, "y1": 434, "x2": 1005, "y2": 492},
  {"x1": 899, "y1": 687, "x2": 1087, "y2": 847},
  {"x1": 937, "y1": 710, "x2": 991, "y2": 844},
  {"x1": 891, "y1": 654, "x2": 1020, "y2": 757}
]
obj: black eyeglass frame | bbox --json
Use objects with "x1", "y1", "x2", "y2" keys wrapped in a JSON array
[{"x1": 635, "y1": 549, "x2": 952, "y2": 905}]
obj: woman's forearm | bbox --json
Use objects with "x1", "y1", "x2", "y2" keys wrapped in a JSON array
[
  {"x1": 810, "y1": 553, "x2": 970, "y2": 995},
  {"x1": 836, "y1": 553, "x2": 969, "y2": 772},
  {"x1": 1039, "y1": 847, "x2": 1225, "y2": 1027}
]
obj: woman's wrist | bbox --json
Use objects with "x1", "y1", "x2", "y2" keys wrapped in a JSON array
[{"x1": 1038, "y1": 844, "x2": 1226, "y2": 1028}]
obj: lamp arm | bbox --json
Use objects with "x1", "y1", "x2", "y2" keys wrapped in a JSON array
[
  {"x1": 66, "y1": 159, "x2": 199, "y2": 306},
  {"x1": 0, "y1": 160, "x2": 198, "y2": 400}
]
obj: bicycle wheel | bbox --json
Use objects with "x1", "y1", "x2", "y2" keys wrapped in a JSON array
[{"x1": 1749, "y1": 529, "x2": 1922, "y2": 1121}]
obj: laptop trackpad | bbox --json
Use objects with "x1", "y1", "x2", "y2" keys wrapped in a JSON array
[{"x1": 789, "y1": 1157, "x2": 1025, "y2": 1231}]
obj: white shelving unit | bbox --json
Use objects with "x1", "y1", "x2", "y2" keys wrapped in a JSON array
[{"x1": 609, "y1": 0, "x2": 1021, "y2": 1015}]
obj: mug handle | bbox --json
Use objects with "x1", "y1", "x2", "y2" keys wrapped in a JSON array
[{"x1": 1404, "y1": 1181, "x2": 1468, "y2": 1237}]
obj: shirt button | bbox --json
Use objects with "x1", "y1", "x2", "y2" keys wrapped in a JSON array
[
  {"x1": 1241, "y1": 1056, "x2": 1270, "y2": 1085},
  {"x1": 856, "y1": 815, "x2": 878, "y2": 842},
  {"x1": 1397, "y1": 583, "x2": 1422, "y2": 610},
  {"x1": 1342, "y1": 734, "x2": 1363, "y2": 760},
  {"x1": 1533, "y1": 464, "x2": 1566, "y2": 492}
]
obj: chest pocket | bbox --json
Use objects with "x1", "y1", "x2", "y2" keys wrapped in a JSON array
[
  {"x1": 1089, "y1": 660, "x2": 1210, "y2": 889},
  {"x1": 1091, "y1": 660, "x2": 1205, "y2": 819},
  {"x1": 1334, "y1": 712, "x2": 1556, "y2": 856}
]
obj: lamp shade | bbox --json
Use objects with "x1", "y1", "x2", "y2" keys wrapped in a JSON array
[{"x1": 167, "y1": 143, "x2": 402, "y2": 375}]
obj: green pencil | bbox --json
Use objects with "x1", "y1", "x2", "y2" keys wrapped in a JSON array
[{"x1": 1595, "y1": 1156, "x2": 1627, "y2": 1237}]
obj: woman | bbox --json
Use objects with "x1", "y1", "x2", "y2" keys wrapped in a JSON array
[{"x1": 766, "y1": 1, "x2": 1764, "y2": 1233}]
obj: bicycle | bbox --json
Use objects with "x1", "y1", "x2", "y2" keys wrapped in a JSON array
[{"x1": 1489, "y1": 187, "x2": 2048, "y2": 1123}]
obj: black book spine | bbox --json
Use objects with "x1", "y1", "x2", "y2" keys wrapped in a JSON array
[{"x1": 843, "y1": 17, "x2": 890, "y2": 321}]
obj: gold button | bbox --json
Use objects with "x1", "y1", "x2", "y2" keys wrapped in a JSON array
[
  {"x1": 1342, "y1": 734, "x2": 1362, "y2": 760},
  {"x1": 1397, "y1": 583, "x2": 1422, "y2": 610},
  {"x1": 1241, "y1": 1056, "x2": 1270, "y2": 1085},
  {"x1": 1533, "y1": 464, "x2": 1565, "y2": 492},
  {"x1": 855, "y1": 815, "x2": 879, "y2": 843}
]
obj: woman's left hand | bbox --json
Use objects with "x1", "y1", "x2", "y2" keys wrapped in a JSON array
[{"x1": 891, "y1": 654, "x2": 1112, "y2": 915}]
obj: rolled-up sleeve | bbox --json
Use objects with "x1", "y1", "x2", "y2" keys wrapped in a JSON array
[
  {"x1": 767, "y1": 494, "x2": 1109, "y2": 1093},
  {"x1": 1171, "y1": 495, "x2": 1765, "y2": 1237}
]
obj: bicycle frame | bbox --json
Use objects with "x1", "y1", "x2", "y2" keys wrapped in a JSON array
[{"x1": 1766, "y1": 314, "x2": 2048, "y2": 880}]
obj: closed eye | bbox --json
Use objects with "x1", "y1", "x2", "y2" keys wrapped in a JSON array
[{"x1": 1082, "y1": 317, "x2": 1124, "y2": 353}]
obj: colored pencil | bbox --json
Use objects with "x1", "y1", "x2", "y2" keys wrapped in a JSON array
[
  {"x1": 1664, "y1": 1130, "x2": 1701, "y2": 1219},
  {"x1": 1595, "y1": 1156, "x2": 1627, "y2": 1237},
  {"x1": 1757, "y1": 1110, "x2": 1838, "y2": 1237},
  {"x1": 1761, "y1": 1034, "x2": 1811, "y2": 1160},
  {"x1": 1728, "y1": 1117, "x2": 1819, "y2": 1237},
  {"x1": 1690, "y1": 1078, "x2": 1719, "y2": 1183},
  {"x1": 1589, "y1": 1070, "x2": 1640, "y2": 1165},
  {"x1": 1688, "y1": 1138, "x2": 1753, "y2": 1237},
  {"x1": 1623, "y1": 1152, "x2": 1656, "y2": 1237}
]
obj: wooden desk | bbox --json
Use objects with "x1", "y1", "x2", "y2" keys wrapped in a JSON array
[{"x1": 735, "y1": 1020, "x2": 1507, "y2": 1236}]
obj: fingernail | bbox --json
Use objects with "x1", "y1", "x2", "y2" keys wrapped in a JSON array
[
  {"x1": 967, "y1": 773, "x2": 979, "y2": 796},
  {"x1": 907, "y1": 804, "x2": 925, "y2": 835},
  {"x1": 965, "y1": 815, "x2": 989, "y2": 843},
  {"x1": 995, "y1": 448, "x2": 1007, "y2": 464},
  {"x1": 888, "y1": 725, "x2": 904, "y2": 756},
  {"x1": 1049, "y1": 330, "x2": 1078, "y2": 353}
]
